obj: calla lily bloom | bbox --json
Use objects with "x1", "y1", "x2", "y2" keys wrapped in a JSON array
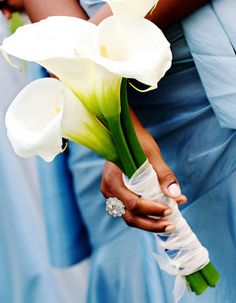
[
  {"x1": 1, "y1": 12, "x2": 172, "y2": 118},
  {"x1": 41, "y1": 56, "x2": 122, "y2": 121},
  {"x1": 94, "y1": 15, "x2": 171, "y2": 89},
  {"x1": 5, "y1": 78, "x2": 118, "y2": 162}
]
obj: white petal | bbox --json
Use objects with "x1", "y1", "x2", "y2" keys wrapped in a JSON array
[
  {"x1": 61, "y1": 81, "x2": 118, "y2": 162},
  {"x1": 5, "y1": 78, "x2": 65, "y2": 161},
  {"x1": 39, "y1": 57, "x2": 102, "y2": 116},
  {"x1": 92, "y1": 17, "x2": 172, "y2": 88},
  {"x1": 94, "y1": 69, "x2": 122, "y2": 118},
  {"x1": 1, "y1": 16, "x2": 97, "y2": 61},
  {"x1": 106, "y1": 0, "x2": 158, "y2": 20},
  {"x1": 61, "y1": 82, "x2": 96, "y2": 137},
  {"x1": 39, "y1": 57, "x2": 121, "y2": 118}
]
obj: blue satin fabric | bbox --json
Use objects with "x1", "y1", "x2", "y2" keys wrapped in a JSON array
[
  {"x1": 182, "y1": 0, "x2": 236, "y2": 129},
  {"x1": 0, "y1": 101, "x2": 62, "y2": 303},
  {"x1": 0, "y1": 18, "x2": 64, "y2": 303},
  {"x1": 37, "y1": 1, "x2": 236, "y2": 302},
  {"x1": 37, "y1": 153, "x2": 91, "y2": 267},
  {"x1": 80, "y1": 0, "x2": 105, "y2": 17}
]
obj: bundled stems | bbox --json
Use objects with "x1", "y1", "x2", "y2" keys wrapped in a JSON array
[
  {"x1": 199, "y1": 262, "x2": 220, "y2": 287},
  {"x1": 107, "y1": 114, "x2": 137, "y2": 178},
  {"x1": 120, "y1": 78, "x2": 146, "y2": 168},
  {"x1": 185, "y1": 271, "x2": 208, "y2": 295},
  {"x1": 118, "y1": 77, "x2": 220, "y2": 296},
  {"x1": 186, "y1": 261, "x2": 220, "y2": 295}
]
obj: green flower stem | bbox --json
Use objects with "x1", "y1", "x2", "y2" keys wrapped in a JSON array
[
  {"x1": 108, "y1": 114, "x2": 137, "y2": 178},
  {"x1": 185, "y1": 272, "x2": 209, "y2": 295},
  {"x1": 112, "y1": 158, "x2": 124, "y2": 172},
  {"x1": 185, "y1": 261, "x2": 220, "y2": 295},
  {"x1": 200, "y1": 262, "x2": 220, "y2": 287},
  {"x1": 119, "y1": 78, "x2": 220, "y2": 295},
  {"x1": 120, "y1": 78, "x2": 146, "y2": 168}
]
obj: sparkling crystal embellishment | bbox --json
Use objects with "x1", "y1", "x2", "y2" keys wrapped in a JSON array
[{"x1": 105, "y1": 197, "x2": 126, "y2": 218}]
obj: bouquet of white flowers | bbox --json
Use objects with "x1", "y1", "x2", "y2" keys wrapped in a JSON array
[{"x1": 1, "y1": 0, "x2": 219, "y2": 301}]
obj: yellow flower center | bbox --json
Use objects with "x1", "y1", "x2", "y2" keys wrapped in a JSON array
[
  {"x1": 100, "y1": 44, "x2": 108, "y2": 58},
  {"x1": 54, "y1": 106, "x2": 61, "y2": 113}
]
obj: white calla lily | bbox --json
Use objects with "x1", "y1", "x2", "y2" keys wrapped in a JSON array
[
  {"x1": 1, "y1": 16, "x2": 98, "y2": 61},
  {"x1": 5, "y1": 78, "x2": 118, "y2": 162},
  {"x1": 94, "y1": 16, "x2": 172, "y2": 88},
  {"x1": 106, "y1": 0, "x2": 158, "y2": 20},
  {"x1": 40, "y1": 57, "x2": 122, "y2": 120},
  {"x1": 1, "y1": 14, "x2": 171, "y2": 119},
  {"x1": 1, "y1": 16, "x2": 122, "y2": 119}
]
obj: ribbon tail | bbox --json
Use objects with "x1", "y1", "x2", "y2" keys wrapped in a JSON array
[
  {"x1": 153, "y1": 253, "x2": 178, "y2": 274},
  {"x1": 153, "y1": 253, "x2": 187, "y2": 302},
  {"x1": 174, "y1": 275, "x2": 186, "y2": 303},
  {"x1": 153, "y1": 253, "x2": 171, "y2": 273}
]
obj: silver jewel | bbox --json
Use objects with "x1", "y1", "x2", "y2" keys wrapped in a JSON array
[{"x1": 105, "y1": 197, "x2": 126, "y2": 218}]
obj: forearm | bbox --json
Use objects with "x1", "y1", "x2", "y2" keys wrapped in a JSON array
[
  {"x1": 91, "y1": 0, "x2": 210, "y2": 28},
  {"x1": 89, "y1": 3, "x2": 112, "y2": 25},
  {"x1": 23, "y1": 0, "x2": 209, "y2": 28},
  {"x1": 148, "y1": 0, "x2": 210, "y2": 29},
  {"x1": 23, "y1": 0, "x2": 113, "y2": 25},
  {"x1": 23, "y1": 0, "x2": 88, "y2": 22}
]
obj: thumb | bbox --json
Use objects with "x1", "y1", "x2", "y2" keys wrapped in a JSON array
[
  {"x1": 143, "y1": 138, "x2": 187, "y2": 203},
  {"x1": 152, "y1": 161, "x2": 187, "y2": 204},
  {"x1": 156, "y1": 163, "x2": 181, "y2": 197}
]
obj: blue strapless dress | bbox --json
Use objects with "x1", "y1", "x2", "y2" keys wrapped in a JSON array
[{"x1": 38, "y1": 1, "x2": 236, "y2": 302}]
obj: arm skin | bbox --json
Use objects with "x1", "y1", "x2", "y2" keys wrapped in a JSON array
[
  {"x1": 147, "y1": 0, "x2": 209, "y2": 29},
  {"x1": 20, "y1": 0, "x2": 212, "y2": 232},
  {"x1": 23, "y1": 0, "x2": 107, "y2": 22},
  {"x1": 23, "y1": 0, "x2": 209, "y2": 27}
]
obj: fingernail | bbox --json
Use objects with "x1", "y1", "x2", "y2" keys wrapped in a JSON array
[
  {"x1": 168, "y1": 183, "x2": 181, "y2": 197},
  {"x1": 165, "y1": 224, "x2": 176, "y2": 232},
  {"x1": 163, "y1": 209, "x2": 172, "y2": 216}
]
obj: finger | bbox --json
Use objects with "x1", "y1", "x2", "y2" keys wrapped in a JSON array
[
  {"x1": 124, "y1": 195, "x2": 173, "y2": 217},
  {"x1": 155, "y1": 163, "x2": 181, "y2": 197},
  {"x1": 148, "y1": 150, "x2": 187, "y2": 202},
  {"x1": 2, "y1": 8, "x2": 12, "y2": 18},
  {"x1": 101, "y1": 162, "x2": 173, "y2": 216},
  {"x1": 122, "y1": 211, "x2": 176, "y2": 233},
  {"x1": 175, "y1": 194, "x2": 188, "y2": 205},
  {"x1": 103, "y1": 173, "x2": 172, "y2": 217}
]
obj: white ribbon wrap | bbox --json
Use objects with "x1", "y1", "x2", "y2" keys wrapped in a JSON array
[{"x1": 123, "y1": 161, "x2": 209, "y2": 303}]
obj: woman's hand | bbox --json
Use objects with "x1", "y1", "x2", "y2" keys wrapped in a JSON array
[{"x1": 101, "y1": 110, "x2": 187, "y2": 233}]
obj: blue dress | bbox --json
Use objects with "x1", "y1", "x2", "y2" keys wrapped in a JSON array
[
  {"x1": 0, "y1": 16, "x2": 63, "y2": 303},
  {"x1": 0, "y1": 15, "x2": 89, "y2": 303},
  {"x1": 38, "y1": 1, "x2": 236, "y2": 302}
]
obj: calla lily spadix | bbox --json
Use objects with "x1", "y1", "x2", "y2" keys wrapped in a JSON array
[
  {"x1": 5, "y1": 78, "x2": 118, "y2": 163},
  {"x1": 1, "y1": 12, "x2": 172, "y2": 118}
]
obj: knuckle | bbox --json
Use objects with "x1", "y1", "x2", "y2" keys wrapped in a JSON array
[
  {"x1": 153, "y1": 221, "x2": 166, "y2": 233},
  {"x1": 123, "y1": 213, "x2": 135, "y2": 227},
  {"x1": 153, "y1": 226, "x2": 164, "y2": 233},
  {"x1": 126, "y1": 198, "x2": 140, "y2": 212},
  {"x1": 102, "y1": 173, "x2": 112, "y2": 187},
  {"x1": 100, "y1": 183, "x2": 108, "y2": 197},
  {"x1": 101, "y1": 177, "x2": 115, "y2": 194},
  {"x1": 159, "y1": 167, "x2": 176, "y2": 182}
]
